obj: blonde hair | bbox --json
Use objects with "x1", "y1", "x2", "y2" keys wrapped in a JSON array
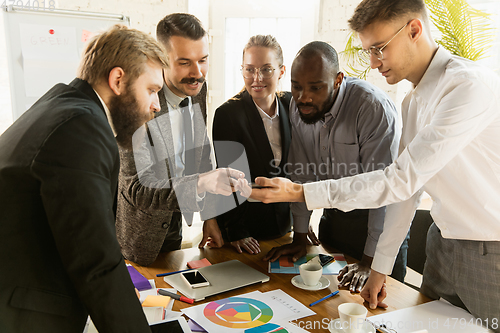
[
  {"x1": 78, "y1": 24, "x2": 168, "y2": 86},
  {"x1": 237, "y1": 35, "x2": 284, "y2": 98},
  {"x1": 242, "y1": 34, "x2": 284, "y2": 67}
]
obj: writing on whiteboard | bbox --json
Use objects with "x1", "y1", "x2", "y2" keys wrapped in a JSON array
[{"x1": 30, "y1": 36, "x2": 70, "y2": 46}]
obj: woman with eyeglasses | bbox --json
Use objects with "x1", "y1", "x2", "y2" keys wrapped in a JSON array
[{"x1": 212, "y1": 35, "x2": 308, "y2": 254}]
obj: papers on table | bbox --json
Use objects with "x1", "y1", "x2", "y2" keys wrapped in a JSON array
[
  {"x1": 83, "y1": 280, "x2": 176, "y2": 333},
  {"x1": 181, "y1": 289, "x2": 314, "y2": 333},
  {"x1": 368, "y1": 299, "x2": 493, "y2": 333},
  {"x1": 269, "y1": 254, "x2": 347, "y2": 275},
  {"x1": 127, "y1": 264, "x2": 152, "y2": 291}
]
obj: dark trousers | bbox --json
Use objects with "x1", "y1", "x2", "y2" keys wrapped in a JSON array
[
  {"x1": 160, "y1": 212, "x2": 183, "y2": 252},
  {"x1": 319, "y1": 208, "x2": 409, "y2": 282}
]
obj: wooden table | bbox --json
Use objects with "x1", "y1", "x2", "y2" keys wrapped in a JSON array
[{"x1": 128, "y1": 233, "x2": 431, "y2": 332}]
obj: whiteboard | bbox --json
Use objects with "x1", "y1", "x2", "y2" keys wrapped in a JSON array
[{"x1": 1, "y1": 5, "x2": 129, "y2": 120}]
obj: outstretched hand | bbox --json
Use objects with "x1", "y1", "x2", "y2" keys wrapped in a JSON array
[
  {"x1": 198, "y1": 168, "x2": 249, "y2": 196},
  {"x1": 250, "y1": 177, "x2": 305, "y2": 204}
]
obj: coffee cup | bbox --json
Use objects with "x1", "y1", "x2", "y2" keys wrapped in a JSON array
[
  {"x1": 337, "y1": 303, "x2": 368, "y2": 333},
  {"x1": 299, "y1": 262, "x2": 322, "y2": 286}
]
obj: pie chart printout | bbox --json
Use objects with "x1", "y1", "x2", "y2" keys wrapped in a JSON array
[
  {"x1": 245, "y1": 322, "x2": 290, "y2": 333},
  {"x1": 203, "y1": 297, "x2": 274, "y2": 329}
]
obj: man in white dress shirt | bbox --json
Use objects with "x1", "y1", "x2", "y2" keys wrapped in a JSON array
[{"x1": 251, "y1": 0, "x2": 500, "y2": 329}]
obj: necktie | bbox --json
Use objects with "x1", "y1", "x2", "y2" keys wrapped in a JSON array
[
  {"x1": 180, "y1": 98, "x2": 195, "y2": 175},
  {"x1": 180, "y1": 98, "x2": 194, "y2": 226}
]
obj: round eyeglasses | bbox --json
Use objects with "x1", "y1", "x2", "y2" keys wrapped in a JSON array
[
  {"x1": 241, "y1": 65, "x2": 278, "y2": 80},
  {"x1": 358, "y1": 21, "x2": 409, "y2": 62}
]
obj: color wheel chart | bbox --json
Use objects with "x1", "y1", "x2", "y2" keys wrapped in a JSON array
[
  {"x1": 203, "y1": 297, "x2": 273, "y2": 329},
  {"x1": 245, "y1": 323, "x2": 289, "y2": 333}
]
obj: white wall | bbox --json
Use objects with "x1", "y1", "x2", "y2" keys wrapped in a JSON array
[
  {"x1": 0, "y1": 0, "x2": 189, "y2": 134},
  {"x1": 316, "y1": 0, "x2": 411, "y2": 108},
  {"x1": 60, "y1": 0, "x2": 187, "y2": 36},
  {"x1": 0, "y1": 0, "x2": 414, "y2": 134},
  {"x1": 2, "y1": 0, "x2": 499, "y2": 134}
]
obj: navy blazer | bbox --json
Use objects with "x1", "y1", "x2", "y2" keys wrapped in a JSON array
[
  {"x1": 0, "y1": 79, "x2": 149, "y2": 332},
  {"x1": 213, "y1": 90, "x2": 292, "y2": 241}
]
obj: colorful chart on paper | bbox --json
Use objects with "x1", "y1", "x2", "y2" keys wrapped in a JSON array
[
  {"x1": 268, "y1": 253, "x2": 347, "y2": 275},
  {"x1": 203, "y1": 297, "x2": 273, "y2": 329},
  {"x1": 245, "y1": 322, "x2": 289, "y2": 333}
]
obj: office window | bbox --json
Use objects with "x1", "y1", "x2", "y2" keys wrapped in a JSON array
[{"x1": 224, "y1": 17, "x2": 301, "y2": 101}]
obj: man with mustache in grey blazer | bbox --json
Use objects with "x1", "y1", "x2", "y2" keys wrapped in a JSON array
[{"x1": 116, "y1": 13, "x2": 246, "y2": 266}]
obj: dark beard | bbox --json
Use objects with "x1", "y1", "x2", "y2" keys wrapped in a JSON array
[
  {"x1": 297, "y1": 104, "x2": 326, "y2": 124},
  {"x1": 297, "y1": 90, "x2": 336, "y2": 125},
  {"x1": 109, "y1": 89, "x2": 151, "y2": 150}
]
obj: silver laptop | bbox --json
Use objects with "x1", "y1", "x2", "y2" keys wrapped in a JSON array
[{"x1": 163, "y1": 260, "x2": 269, "y2": 301}]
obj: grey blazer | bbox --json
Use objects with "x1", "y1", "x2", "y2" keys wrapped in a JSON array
[{"x1": 116, "y1": 83, "x2": 213, "y2": 266}]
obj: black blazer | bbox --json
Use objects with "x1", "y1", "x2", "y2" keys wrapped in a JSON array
[
  {"x1": 213, "y1": 90, "x2": 292, "y2": 241},
  {"x1": 0, "y1": 79, "x2": 149, "y2": 332}
]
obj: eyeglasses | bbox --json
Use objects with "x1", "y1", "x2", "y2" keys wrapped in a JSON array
[
  {"x1": 359, "y1": 21, "x2": 409, "y2": 62},
  {"x1": 241, "y1": 65, "x2": 278, "y2": 80}
]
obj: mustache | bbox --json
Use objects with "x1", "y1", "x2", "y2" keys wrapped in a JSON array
[
  {"x1": 297, "y1": 103, "x2": 315, "y2": 109},
  {"x1": 180, "y1": 77, "x2": 205, "y2": 84}
]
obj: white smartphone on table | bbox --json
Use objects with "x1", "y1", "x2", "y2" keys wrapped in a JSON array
[{"x1": 181, "y1": 270, "x2": 209, "y2": 288}]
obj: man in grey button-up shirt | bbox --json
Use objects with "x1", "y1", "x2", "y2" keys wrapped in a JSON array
[{"x1": 264, "y1": 41, "x2": 408, "y2": 290}]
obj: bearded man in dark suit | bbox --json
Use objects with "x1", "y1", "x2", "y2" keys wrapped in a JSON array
[{"x1": 0, "y1": 25, "x2": 167, "y2": 333}]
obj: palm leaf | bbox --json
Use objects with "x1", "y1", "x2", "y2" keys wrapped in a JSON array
[
  {"x1": 425, "y1": 0, "x2": 495, "y2": 61},
  {"x1": 339, "y1": 31, "x2": 371, "y2": 79}
]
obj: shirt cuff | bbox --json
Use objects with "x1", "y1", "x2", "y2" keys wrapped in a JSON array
[
  {"x1": 363, "y1": 238, "x2": 377, "y2": 257},
  {"x1": 291, "y1": 215, "x2": 310, "y2": 234},
  {"x1": 371, "y1": 251, "x2": 397, "y2": 275},
  {"x1": 303, "y1": 181, "x2": 333, "y2": 210}
]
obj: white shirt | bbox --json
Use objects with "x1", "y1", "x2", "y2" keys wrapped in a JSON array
[
  {"x1": 254, "y1": 97, "x2": 282, "y2": 166},
  {"x1": 94, "y1": 89, "x2": 117, "y2": 137},
  {"x1": 163, "y1": 84, "x2": 194, "y2": 178},
  {"x1": 303, "y1": 47, "x2": 500, "y2": 274}
]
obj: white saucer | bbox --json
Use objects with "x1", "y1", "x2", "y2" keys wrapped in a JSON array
[
  {"x1": 328, "y1": 318, "x2": 375, "y2": 333},
  {"x1": 291, "y1": 275, "x2": 330, "y2": 290}
]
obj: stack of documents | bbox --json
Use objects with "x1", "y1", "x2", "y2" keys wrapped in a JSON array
[{"x1": 368, "y1": 299, "x2": 493, "y2": 333}]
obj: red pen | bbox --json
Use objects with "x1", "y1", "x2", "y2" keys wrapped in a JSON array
[{"x1": 157, "y1": 289, "x2": 194, "y2": 304}]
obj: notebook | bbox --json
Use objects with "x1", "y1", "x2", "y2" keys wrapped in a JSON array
[
  {"x1": 163, "y1": 260, "x2": 269, "y2": 301},
  {"x1": 127, "y1": 265, "x2": 152, "y2": 291},
  {"x1": 187, "y1": 258, "x2": 211, "y2": 269}
]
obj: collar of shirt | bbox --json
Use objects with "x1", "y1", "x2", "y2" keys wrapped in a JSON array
[
  {"x1": 412, "y1": 46, "x2": 451, "y2": 101},
  {"x1": 253, "y1": 96, "x2": 279, "y2": 120},
  {"x1": 93, "y1": 89, "x2": 117, "y2": 137},
  {"x1": 323, "y1": 78, "x2": 347, "y2": 123},
  {"x1": 163, "y1": 83, "x2": 190, "y2": 109}
]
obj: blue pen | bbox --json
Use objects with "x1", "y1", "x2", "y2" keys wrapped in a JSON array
[
  {"x1": 309, "y1": 290, "x2": 339, "y2": 306},
  {"x1": 156, "y1": 268, "x2": 192, "y2": 277}
]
